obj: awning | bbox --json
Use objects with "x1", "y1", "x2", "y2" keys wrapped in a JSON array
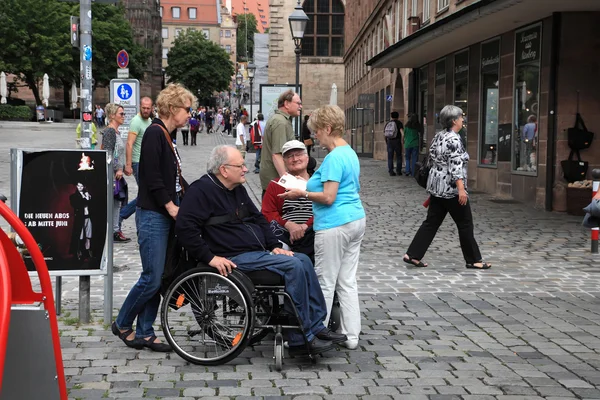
[{"x1": 367, "y1": 0, "x2": 600, "y2": 69}]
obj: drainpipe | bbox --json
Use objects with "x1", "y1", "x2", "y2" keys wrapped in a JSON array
[{"x1": 545, "y1": 12, "x2": 561, "y2": 212}]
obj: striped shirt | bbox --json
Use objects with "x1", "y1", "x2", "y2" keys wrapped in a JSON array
[{"x1": 281, "y1": 198, "x2": 312, "y2": 224}]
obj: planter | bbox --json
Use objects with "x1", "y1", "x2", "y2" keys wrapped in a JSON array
[{"x1": 566, "y1": 186, "x2": 592, "y2": 216}]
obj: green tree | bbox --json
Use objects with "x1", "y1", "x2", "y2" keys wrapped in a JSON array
[
  {"x1": 236, "y1": 13, "x2": 258, "y2": 62},
  {"x1": 165, "y1": 30, "x2": 234, "y2": 104}
]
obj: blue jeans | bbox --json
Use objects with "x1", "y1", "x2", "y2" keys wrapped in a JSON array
[
  {"x1": 254, "y1": 147, "x2": 261, "y2": 171},
  {"x1": 387, "y1": 139, "x2": 402, "y2": 174},
  {"x1": 116, "y1": 208, "x2": 173, "y2": 338},
  {"x1": 405, "y1": 147, "x2": 418, "y2": 176},
  {"x1": 119, "y1": 163, "x2": 139, "y2": 230},
  {"x1": 229, "y1": 251, "x2": 327, "y2": 346}
]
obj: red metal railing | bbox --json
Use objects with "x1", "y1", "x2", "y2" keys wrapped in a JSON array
[{"x1": 0, "y1": 200, "x2": 67, "y2": 399}]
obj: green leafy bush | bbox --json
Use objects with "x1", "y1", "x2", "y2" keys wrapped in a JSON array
[{"x1": 0, "y1": 104, "x2": 33, "y2": 121}]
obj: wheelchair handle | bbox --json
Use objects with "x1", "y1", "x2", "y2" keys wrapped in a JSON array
[{"x1": 0, "y1": 194, "x2": 6, "y2": 203}]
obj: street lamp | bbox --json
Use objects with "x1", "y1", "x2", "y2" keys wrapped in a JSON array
[
  {"x1": 288, "y1": 0, "x2": 309, "y2": 135},
  {"x1": 236, "y1": 71, "x2": 243, "y2": 110},
  {"x1": 247, "y1": 61, "x2": 256, "y2": 121}
]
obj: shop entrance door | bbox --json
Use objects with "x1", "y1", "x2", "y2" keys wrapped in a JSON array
[{"x1": 353, "y1": 108, "x2": 374, "y2": 158}]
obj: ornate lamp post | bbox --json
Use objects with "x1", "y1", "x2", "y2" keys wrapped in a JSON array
[
  {"x1": 288, "y1": 1, "x2": 309, "y2": 135},
  {"x1": 247, "y1": 61, "x2": 256, "y2": 121},
  {"x1": 236, "y1": 71, "x2": 243, "y2": 110}
]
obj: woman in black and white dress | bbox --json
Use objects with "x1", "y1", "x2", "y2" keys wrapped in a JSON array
[{"x1": 403, "y1": 105, "x2": 491, "y2": 270}]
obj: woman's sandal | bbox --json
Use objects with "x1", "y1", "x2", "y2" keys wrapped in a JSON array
[
  {"x1": 111, "y1": 322, "x2": 144, "y2": 349},
  {"x1": 403, "y1": 255, "x2": 428, "y2": 268},
  {"x1": 465, "y1": 262, "x2": 492, "y2": 269},
  {"x1": 142, "y1": 335, "x2": 173, "y2": 352}
]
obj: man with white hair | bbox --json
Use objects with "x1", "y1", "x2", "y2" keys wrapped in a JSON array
[{"x1": 175, "y1": 145, "x2": 346, "y2": 355}]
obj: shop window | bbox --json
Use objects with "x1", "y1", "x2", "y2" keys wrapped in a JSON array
[
  {"x1": 454, "y1": 50, "x2": 468, "y2": 146},
  {"x1": 302, "y1": 0, "x2": 344, "y2": 57},
  {"x1": 480, "y1": 38, "x2": 500, "y2": 166},
  {"x1": 513, "y1": 24, "x2": 541, "y2": 173},
  {"x1": 434, "y1": 58, "x2": 446, "y2": 132},
  {"x1": 419, "y1": 66, "x2": 428, "y2": 153}
]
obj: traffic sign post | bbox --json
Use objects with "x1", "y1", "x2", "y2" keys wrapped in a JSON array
[
  {"x1": 117, "y1": 49, "x2": 129, "y2": 69},
  {"x1": 110, "y1": 79, "x2": 140, "y2": 140}
]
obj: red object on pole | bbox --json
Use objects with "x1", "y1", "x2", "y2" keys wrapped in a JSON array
[
  {"x1": 0, "y1": 240, "x2": 11, "y2": 393},
  {"x1": 0, "y1": 200, "x2": 68, "y2": 399}
]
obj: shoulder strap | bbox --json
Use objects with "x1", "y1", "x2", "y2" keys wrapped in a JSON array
[
  {"x1": 151, "y1": 123, "x2": 185, "y2": 194},
  {"x1": 204, "y1": 206, "x2": 251, "y2": 226}
]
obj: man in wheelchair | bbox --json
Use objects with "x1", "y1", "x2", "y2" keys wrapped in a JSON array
[{"x1": 175, "y1": 145, "x2": 346, "y2": 355}]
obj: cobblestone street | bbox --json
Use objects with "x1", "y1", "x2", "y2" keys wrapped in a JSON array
[{"x1": 1, "y1": 121, "x2": 600, "y2": 400}]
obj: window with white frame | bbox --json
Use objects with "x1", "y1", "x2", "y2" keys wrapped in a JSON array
[
  {"x1": 172, "y1": 7, "x2": 180, "y2": 18},
  {"x1": 423, "y1": 0, "x2": 430, "y2": 21},
  {"x1": 437, "y1": 0, "x2": 449, "y2": 11},
  {"x1": 175, "y1": 28, "x2": 182, "y2": 38},
  {"x1": 161, "y1": 27, "x2": 168, "y2": 39},
  {"x1": 202, "y1": 29, "x2": 210, "y2": 39},
  {"x1": 159, "y1": 6, "x2": 163, "y2": 17},
  {"x1": 225, "y1": 45, "x2": 231, "y2": 53},
  {"x1": 162, "y1": 48, "x2": 168, "y2": 59},
  {"x1": 188, "y1": 7, "x2": 197, "y2": 19},
  {"x1": 226, "y1": 30, "x2": 231, "y2": 37},
  {"x1": 412, "y1": 0, "x2": 418, "y2": 16},
  {"x1": 395, "y1": 0, "x2": 400, "y2": 42},
  {"x1": 376, "y1": 22, "x2": 381, "y2": 53}
]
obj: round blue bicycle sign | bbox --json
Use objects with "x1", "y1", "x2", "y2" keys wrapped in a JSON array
[{"x1": 116, "y1": 84, "x2": 133, "y2": 100}]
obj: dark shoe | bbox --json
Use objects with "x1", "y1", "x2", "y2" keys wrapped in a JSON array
[
  {"x1": 316, "y1": 328, "x2": 347, "y2": 344},
  {"x1": 403, "y1": 255, "x2": 428, "y2": 268},
  {"x1": 111, "y1": 322, "x2": 144, "y2": 349},
  {"x1": 389, "y1": 171, "x2": 396, "y2": 176},
  {"x1": 114, "y1": 231, "x2": 131, "y2": 243},
  {"x1": 254, "y1": 169, "x2": 260, "y2": 174},
  {"x1": 466, "y1": 262, "x2": 492, "y2": 269},
  {"x1": 289, "y1": 337, "x2": 334, "y2": 356},
  {"x1": 142, "y1": 335, "x2": 173, "y2": 352}
]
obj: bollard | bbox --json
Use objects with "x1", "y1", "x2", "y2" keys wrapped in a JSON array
[{"x1": 591, "y1": 169, "x2": 600, "y2": 254}]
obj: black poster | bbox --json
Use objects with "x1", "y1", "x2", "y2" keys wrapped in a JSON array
[
  {"x1": 497, "y1": 123, "x2": 512, "y2": 162},
  {"x1": 454, "y1": 51, "x2": 469, "y2": 81},
  {"x1": 516, "y1": 24, "x2": 541, "y2": 65},
  {"x1": 481, "y1": 39, "x2": 500, "y2": 73},
  {"x1": 435, "y1": 59, "x2": 446, "y2": 87},
  {"x1": 18, "y1": 150, "x2": 108, "y2": 272}
]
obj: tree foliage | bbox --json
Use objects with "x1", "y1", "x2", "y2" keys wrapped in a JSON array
[
  {"x1": 0, "y1": 0, "x2": 149, "y2": 106},
  {"x1": 236, "y1": 13, "x2": 258, "y2": 62},
  {"x1": 165, "y1": 30, "x2": 234, "y2": 104}
]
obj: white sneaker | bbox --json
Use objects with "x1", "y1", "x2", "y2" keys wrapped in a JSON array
[{"x1": 341, "y1": 340, "x2": 358, "y2": 350}]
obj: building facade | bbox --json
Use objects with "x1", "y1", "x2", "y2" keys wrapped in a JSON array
[
  {"x1": 220, "y1": 6, "x2": 238, "y2": 65},
  {"x1": 160, "y1": 0, "x2": 221, "y2": 70},
  {"x1": 268, "y1": 0, "x2": 346, "y2": 119},
  {"x1": 227, "y1": 0, "x2": 270, "y2": 33},
  {"x1": 348, "y1": 0, "x2": 600, "y2": 211}
]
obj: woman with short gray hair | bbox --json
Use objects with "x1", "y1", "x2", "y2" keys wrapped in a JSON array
[{"x1": 403, "y1": 105, "x2": 491, "y2": 270}]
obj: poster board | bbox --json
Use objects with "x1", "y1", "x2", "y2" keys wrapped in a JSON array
[
  {"x1": 10, "y1": 149, "x2": 111, "y2": 276},
  {"x1": 259, "y1": 84, "x2": 302, "y2": 136}
]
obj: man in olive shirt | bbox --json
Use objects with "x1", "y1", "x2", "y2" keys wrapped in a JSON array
[
  {"x1": 260, "y1": 90, "x2": 302, "y2": 194},
  {"x1": 118, "y1": 97, "x2": 153, "y2": 234}
]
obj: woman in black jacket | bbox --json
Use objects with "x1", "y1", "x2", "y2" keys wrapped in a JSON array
[{"x1": 113, "y1": 83, "x2": 195, "y2": 352}]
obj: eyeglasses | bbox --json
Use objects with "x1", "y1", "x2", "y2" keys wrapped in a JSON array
[
  {"x1": 117, "y1": 112, "x2": 125, "y2": 116},
  {"x1": 173, "y1": 105, "x2": 192, "y2": 114},
  {"x1": 293, "y1": 101, "x2": 302, "y2": 106},
  {"x1": 283, "y1": 152, "x2": 306, "y2": 159},
  {"x1": 223, "y1": 163, "x2": 247, "y2": 169}
]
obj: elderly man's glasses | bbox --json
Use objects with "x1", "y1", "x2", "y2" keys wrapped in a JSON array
[
  {"x1": 283, "y1": 152, "x2": 306, "y2": 159},
  {"x1": 223, "y1": 163, "x2": 247, "y2": 169}
]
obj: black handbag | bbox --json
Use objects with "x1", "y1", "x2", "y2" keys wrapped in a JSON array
[
  {"x1": 414, "y1": 154, "x2": 431, "y2": 189},
  {"x1": 561, "y1": 150, "x2": 588, "y2": 183},
  {"x1": 568, "y1": 113, "x2": 594, "y2": 150}
]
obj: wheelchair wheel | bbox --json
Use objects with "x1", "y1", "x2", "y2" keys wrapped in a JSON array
[
  {"x1": 274, "y1": 332, "x2": 284, "y2": 371},
  {"x1": 161, "y1": 267, "x2": 254, "y2": 365}
]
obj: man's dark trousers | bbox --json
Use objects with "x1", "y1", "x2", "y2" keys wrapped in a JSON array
[{"x1": 387, "y1": 138, "x2": 403, "y2": 174}]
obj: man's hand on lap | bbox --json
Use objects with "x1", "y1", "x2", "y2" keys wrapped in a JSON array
[
  {"x1": 209, "y1": 256, "x2": 237, "y2": 276},
  {"x1": 271, "y1": 248, "x2": 294, "y2": 257}
]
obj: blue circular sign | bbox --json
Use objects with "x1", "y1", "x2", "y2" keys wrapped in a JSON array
[{"x1": 116, "y1": 84, "x2": 133, "y2": 100}]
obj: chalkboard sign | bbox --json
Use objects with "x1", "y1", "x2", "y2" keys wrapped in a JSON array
[{"x1": 497, "y1": 123, "x2": 512, "y2": 162}]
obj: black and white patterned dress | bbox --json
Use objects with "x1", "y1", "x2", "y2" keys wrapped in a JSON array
[{"x1": 426, "y1": 130, "x2": 469, "y2": 199}]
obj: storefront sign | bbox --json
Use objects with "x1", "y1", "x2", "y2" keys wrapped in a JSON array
[
  {"x1": 419, "y1": 66, "x2": 428, "y2": 91},
  {"x1": 12, "y1": 149, "x2": 110, "y2": 275},
  {"x1": 481, "y1": 39, "x2": 501, "y2": 73},
  {"x1": 454, "y1": 51, "x2": 469, "y2": 81},
  {"x1": 435, "y1": 59, "x2": 446, "y2": 86},
  {"x1": 358, "y1": 93, "x2": 375, "y2": 104},
  {"x1": 516, "y1": 24, "x2": 541, "y2": 65}
]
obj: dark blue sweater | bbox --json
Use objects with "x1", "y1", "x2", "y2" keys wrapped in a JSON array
[{"x1": 175, "y1": 174, "x2": 281, "y2": 264}]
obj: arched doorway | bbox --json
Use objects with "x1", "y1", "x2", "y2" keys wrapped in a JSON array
[{"x1": 391, "y1": 72, "x2": 405, "y2": 124}]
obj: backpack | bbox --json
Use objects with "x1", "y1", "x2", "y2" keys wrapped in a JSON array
[{"x1": 384, "y1": 121, "x2": 398, "y2": 139}]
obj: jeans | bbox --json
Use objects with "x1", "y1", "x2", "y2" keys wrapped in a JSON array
[
  {"x1": 229, "y1": 251, "x2": 327, "y2": 346},
  {"x1": 387, "y1": 139, "x2": 403, "y2": 173},
  {"x1": 405, "y1": 147, "x2": 418, "y2": 176},
  {"x1": 314, "y1": 217, "x2": 365, "y2": 345},
  {"x1": 406, "y1": 195, "x2": 482, "y2": 264},
  {"x1": 254, "y1": 147, "x2": 261, "y2": 171},
  {"x1": 116, "y1": 208, "x2": 173, "y2": 338},
  {"x1": 119, "y1": 163, "x2": 139, "y2": 230}
]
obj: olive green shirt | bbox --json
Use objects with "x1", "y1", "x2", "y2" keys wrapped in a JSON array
[{"x1": 260, "y1": 110, "x2": 295, "y2": 190}]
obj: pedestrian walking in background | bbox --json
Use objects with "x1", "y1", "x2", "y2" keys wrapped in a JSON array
[
  {"x1": 252, "y1": 113, "x2": 266, "y2": 173},
  {"x1": 223, "y1": 109, "x2": 232, "y2": 135},
  {"x1": 95, "y1": 105, "x2": 105, "y2": 127},
  {"x1": 302, "y1": 114, "x2": 313, "y2": 154},
  {"x1": 100, "y1": 103, "x2": 131, "y2": 243},
  {"x1": 181, "y1": 120, "x2": 190, "y2": 145},
  {"x1": 189, "y1": 113, "x2": 199, "y2": 145},
  {"x1": 384, "y1": 111, "x2": 404, "y2": 176},
  {"x1": 260, "y1": 90, "x2": 301, "y2": 196},
  {"x1": 119, "y1": 97, "x2": 153, "y2": 235},
  {"x1": 279, "y1": 105, "x2": 366, "y2": 351},
  {"x1": 112, "y1": 83, "x2": 194, "y2": 352},
  {"x1": 403, "y1": 105, "x2": 491, "y2": 270},
  {"x1": 235, "y1": 115, "x2": 248, "y2": 159},
  {"x1": 403, "y1": 113, "x2": 421, "y2": 176},
  {"x1": 215, "y1": 109, "x2": 224, "y2": 135}
]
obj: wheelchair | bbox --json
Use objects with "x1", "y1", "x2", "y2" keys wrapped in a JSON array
[{"x1": 160, "y1": 263, "x2": 340, "y2": 370}]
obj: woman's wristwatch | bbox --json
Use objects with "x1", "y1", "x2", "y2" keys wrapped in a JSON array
[{"x1": 304, "y1": 191, "x2": 309, "y2": 199}]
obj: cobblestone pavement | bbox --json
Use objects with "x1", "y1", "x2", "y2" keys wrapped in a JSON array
[{"x1": 1, "y1": 121, "x2": 600, "y2": 400}]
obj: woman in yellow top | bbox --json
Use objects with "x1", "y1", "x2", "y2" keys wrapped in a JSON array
[{"x1": 76, "y1": 121, "x2": 98, "y2": 149}]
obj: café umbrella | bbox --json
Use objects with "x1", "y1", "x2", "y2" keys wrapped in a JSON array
[
  {"x1": 70, "y1": 82, "x2": 78, "y2": 110},
  {"x1": 329, "y1": 83, "x2": 337, "y2": 106},
  {"x1": 0, "y1": 72, "x2": 6, "y2": 104},
  {"x1": 42, "y1": 73, "x2": 49, "y2": 107}
]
